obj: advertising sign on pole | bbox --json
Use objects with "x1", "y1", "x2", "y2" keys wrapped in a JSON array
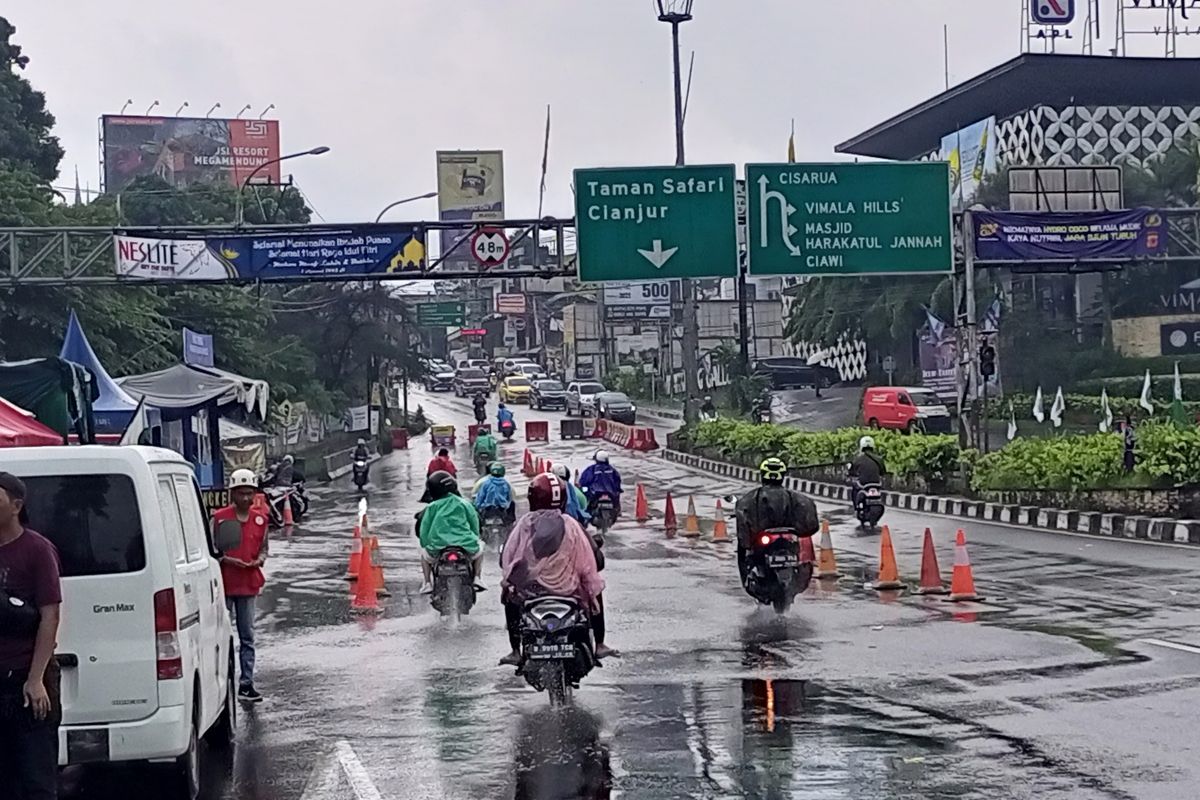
[
  {"x1": 495, "y1": 293, "x2": 527, "y2": 314},
  {"x1": 972, "y1": 209, "x2": 1167, "y2": 261},
  {"x1": 437, "y1": 150, "x2": 505, "y2": 271},
  {"x1": 745, "y1": 162, "x2": 953, "y2": 277},
  {"x1": 574, "y1": 164, "x2": 739, "y2": 282},
  {"x1": 940, "y1": 117, "x2": 997, "y2": 209},
  {"x1": 182, "y1": 328, "x2": 214, "y2": 367},
  {"x1": 603, "y1": 282, "x2": 671, "y2": 321},
  {"x1": 102, "y1": 116, "x2": 281, "y2": 192},
  {"x1": 1031, "y1": 0, "x2": 1075, "y2": 25}
]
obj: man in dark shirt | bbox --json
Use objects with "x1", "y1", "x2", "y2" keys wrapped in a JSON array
[
  {"x1": 848, "y1": 435, "x2": 887, "y2": 513},
  {"x1": 0, "y1": 472, "x2": 63, "y2": 800}
]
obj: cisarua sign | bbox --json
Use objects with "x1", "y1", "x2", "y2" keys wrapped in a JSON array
[{"x1": 573, "y1": 165, "x2": 738, "y2": 282}]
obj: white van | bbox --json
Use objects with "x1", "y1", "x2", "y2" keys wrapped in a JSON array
[{"x1": 4, "y1": 446, "x2": 236, "y2": 798}]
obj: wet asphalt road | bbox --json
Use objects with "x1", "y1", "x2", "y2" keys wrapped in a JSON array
[{"x1": 66, "y1": 388, "x2": 1200, "y2": 800}]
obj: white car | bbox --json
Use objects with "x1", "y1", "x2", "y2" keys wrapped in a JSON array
[
  {"x1": 565, "y1": 381, "x2": 607, "y2": 417},
  {"x1": 8, "y1": 446, "x2": 237, "y2": 798},
  {"x1": 516, "y1": 363, "x2": 547, "y2": 381}
]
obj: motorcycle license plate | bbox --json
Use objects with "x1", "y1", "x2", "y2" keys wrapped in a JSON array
[
  {"x1": 768, "y1": 553, "x2": 799, "y2": 567},
  {"x1": 528, "y1": 642, "x2": 575, "y2": 661},
  {"x1": 866, "y1": 488, "x2": 881, "y2": 497}
]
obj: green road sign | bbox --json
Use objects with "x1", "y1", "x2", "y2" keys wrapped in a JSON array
[
  {"x1": 416, "y1": 301, "x2": 465, "y2": 327},
  {"x1": 574, "y1": 165, "x2": 738, "y2": 282},
  {"x1": 745, "y1": 162, "x2": 952, "y2": 276}
]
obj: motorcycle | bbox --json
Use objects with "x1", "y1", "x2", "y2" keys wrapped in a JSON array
[
  {"x1": 854, "y1": 482, "x2": 885, "y2": 530},
  {"x1": 480, "y1": 506, "x2": 511, "y2": 549},
  {"x1": 352, "y1": 459, "x2": 369, "y2": 491},
  {"x1": 473, "y1": 405, "x2": 487, "y2": 426},
  {"x1": 587, "y1": 492, "x2": 617, "y2": 535},
  {"x1": 498, "y1": 419, "x2": 516, "y2": 441},
  {"x1": 744, "y1": 527, "x2": 814, "y2": 614},
  {"x1": 430, "y1": 546, "x2": 477, "y2": 620},
  {"x1": 264, "y1": 483, "x2": 307, "y2": 528},
  {"x1": 475, "y1": 451, "x2": 492, "y2": 477},
  {"x1": 518, "y1": 595, "x2": 597, "y2": 706}
]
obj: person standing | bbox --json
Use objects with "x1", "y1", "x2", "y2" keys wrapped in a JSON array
[
  {"x1": 0, "y1": 472, "x2": 62, "y2": 800},
  {"x1": 213, "y1": 469, "x2": 269, "y2": 703},
  {"x1": 1122, "y1": 414, "x2": 1137, "y2": 474}
]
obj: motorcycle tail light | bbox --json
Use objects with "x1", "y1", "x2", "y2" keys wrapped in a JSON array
[
  {"x1": 447, "y1": 552, "x2": 459, "y2": 562},
  {"x1": 760, "y1": 534, "x2": 773, "y2": 546}
]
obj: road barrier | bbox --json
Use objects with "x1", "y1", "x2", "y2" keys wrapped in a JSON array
[
  {"x1": 390, "y1": 428, "x2": 408, "y2": 450},
  {"x1": 560, "y1": 419, "x2": 586, "y2": 440},
  {"x1": 591, "y1": 418, "x2": 660, "y2": 451},
  {"x1": 526, "y1": 420, "x2": 549, "y2": 442}
]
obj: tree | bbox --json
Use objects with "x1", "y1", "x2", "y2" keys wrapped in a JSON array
[{"x1": 0, "y1": 17, "x2": 63, "y2": 180}]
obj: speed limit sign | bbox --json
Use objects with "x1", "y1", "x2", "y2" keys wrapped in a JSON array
[{"x1": 470, "y1": 227, "x2": 509, "y2": 267}]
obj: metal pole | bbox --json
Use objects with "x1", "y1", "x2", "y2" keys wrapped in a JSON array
[
  {"x1": 963, "y1": 210, "x2": 979, "y2": 449},
  {"x1": 737, "y1": 256, "x2": 750, "y2": 368},
  {"x1": 672, "y1": 19, "x2": 701, "y2": 424}
]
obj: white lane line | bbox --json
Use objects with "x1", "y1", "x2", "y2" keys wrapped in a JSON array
[
  {"x1": 335, "y1": 739, "x2": 385, "y2": 800},
  {"x1": 297, "y1": 755, "x2": 342, "y2": 800},
  {"x1": 1140, "y1": 638, "x2": 1200, "y2": 655}
]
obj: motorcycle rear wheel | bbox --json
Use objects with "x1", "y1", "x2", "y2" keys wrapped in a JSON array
[{"x1": 545, "y1": 662, "x2": 571, "y2": 707}]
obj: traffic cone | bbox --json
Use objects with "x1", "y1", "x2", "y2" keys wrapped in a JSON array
[
  {"x1": 535, "y1": 457, "x2": 544, "y2": 474},
  {"x1": 683, "y1": 496, "x2": 700, "y2": 537},
  {"x1": 522, "y1": 449, "x2": 534, "y2": 477},
  {"x1": 252, "y1": 492, "x2": 269, "y2": 515},
  {"x1": 871, "y1": 525, "x2": 905, "y2": 591},
  {"x1": 544, "y1": 459, "x2": 553, "y2": 475},
  {"x1": 663, "y1": 492, "x2": 677, "y2": 538},
  {"x1": 711, "y1": 499, "x2": 730, "y2": 542},
  {"x1": 635, "y1": 484, "x2": 649, "y2": 523},
  {"x1": 370, "y1": 538, "x2": 391, "y2": 598},
  {"x1": 916, "y1": 528, "x2": 949, "y2": 595},
  {"x1": 815, "y1": 519, "x2": 842, "y2": 579},
  {"x1": 345, "y1": 534, "x2": 363, "y2": 581},
  {"x1": 281, "y1": 492, "x2": 295, "y2": 527},
  {"x1": 351, "y1": 539, "x2": 381, "y2": 613},
  {"x1": 948, "y1": 529, "x2": 983, "y2": 601}
]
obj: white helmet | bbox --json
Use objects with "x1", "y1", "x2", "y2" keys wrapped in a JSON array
[
  {"x1": 859, "y1": 435, "x2": 875, "y2": 452},
  {"x1": 229, "y1": 469, "x2": 258, "y2": 489},
  {"x1": 357, "y1": 438, "x2": 366, "y2": 446},
  {"x1": 282, "y1": 454, "x2": 295, "y2": 465},
  {"x1": 594, "y1": 449, "x2": 609, "y2": 464},
  {"x1": 552, "y1": 464, "x2": 569, "y2": 481}
]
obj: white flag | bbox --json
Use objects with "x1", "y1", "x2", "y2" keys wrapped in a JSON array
[
  {"x1": 1032, "y1": 386, "x2": 1045, "y2": 423},
  {"x1": 118, "y1": 399, "x2": 147, "y2": 445},
  {"x1": 1007, "y1": 401, "x2": 1018, "y2": 441},
  {"x1": 1050, "y1": 386, "x2": 1065, "y2": 428},
  {"x1": 1174, "y1": 362, "x2": 1183, "y2": 402},
  {"x1": 1099, "y1": 388, "x2": 1113, "y2": 433},
  {"x1": 1139, "y1": 369, "x2": 1154, "y2": 413}
]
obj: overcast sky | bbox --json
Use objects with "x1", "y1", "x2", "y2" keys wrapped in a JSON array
[{"x1": 7, "y1": 1, "x2": 1184, "y2": 222}]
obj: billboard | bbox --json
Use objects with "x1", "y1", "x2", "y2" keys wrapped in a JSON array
[
  {"x1": 603, "y1": 281, "x2": 671, "y2": 321},
  {"x1": 436, "y1": 150, "x2": 504, "y2": 271},
  {"x1": 102, "y1": 115, "x2": 282, "y2": 192},
  {"x1": 973, "y1": 209, "x2": 1167, "y2": 261},
  {"x1": 940, "y1": 117, "x2": 997, "y2": 208}
]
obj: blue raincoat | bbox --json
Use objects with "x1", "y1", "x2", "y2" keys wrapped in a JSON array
[{"x1": 474, "y1": 476, "x2": 513, "y2": 511}]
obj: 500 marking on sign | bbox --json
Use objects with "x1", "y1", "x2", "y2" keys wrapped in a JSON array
[{"x1": 640, "y1": 283, "x2": 671, "y2": 300}]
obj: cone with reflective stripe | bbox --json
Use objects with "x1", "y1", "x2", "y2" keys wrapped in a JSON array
[
  {"x1": 815, "y1": 519, "x2": 842, "y2": 579},
  {"x1": 635, "y1": 484, "x2": 649, "y2": 523},
  {"x1": 711, "y1": 499, "x2": 730, "y2": 542},
  {"x1": 916, "y1": 528, "x2": 949, "y2": 595},
  {"x1": 351, "y1": 538, "x2": 381, "y2": 612},
  {"x1": 663, "y1": 492, "x2": 677, "y2": 538},
  {"x1": 948, "y1": 529, "x2": 982, "y2": 601},
  {"x1": 871, "y1": 525, "x2": 905, "y2": 590},
  {"x1": 281, "y1": 491, "x2": 295, "y2": 526},
  {"x1": 522, "y1": 449, "x2": 534, "y2": 477},
  {"x1": 683, "y1": 496, "x2": 700, "y2": 537},
  {"x1": 370, "y1": 537, "x2": 391, "y2": 598},
  {"x1": 345, "y1": 530, "x2": 364, "y2": 580}
]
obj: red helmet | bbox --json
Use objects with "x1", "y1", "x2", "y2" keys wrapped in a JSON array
[{"x1": 528, "y1": 473, "x2": 568, "y2": 512}]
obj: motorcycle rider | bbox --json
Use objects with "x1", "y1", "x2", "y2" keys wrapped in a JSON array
[
  {"x1": 418, "y1": 470, "x2": 485, "y2": 594},
  {"x1": 579, "y1": 450, "x2": 623, "y2": 516},
  {"x1": 700, "y1": 395, "x2": 717, "y2": 420},
  {"x1": 496, "y1": 402, "x2": 516, "y2": 436},
  {"x1": 271, "y1": 454, "x2": 296, "y2": 486},
  {"x1": 426, "y1": 447, "x2": 458, "y2": 477},
  {"x1": 473, "y1": 425, "x2": 498, "y2": 472},
  {"x1": 353, "y1": 438, "x2": 370, "y2": 462},
  {"x1": 552, "y1": 464, "x2": 591, "y2": 528},
  {"x1": 849, "y1": 435, "x2": 887, "y2": 514},
  {"x1": 499, "y1": 474, "x2": 613, "y2": 666},
  {"x1": 474, "y1": 462, "x2": 516, "y2": 525},
  {"x1": 733, "y1": 457, "x2": 819, "y2": 588},
  {"x1": 472, "y1": 393, "x2": 488, "y2": 425},
  {"x1": 754, "y1": 391, "x2": 772, "y2": 424}
]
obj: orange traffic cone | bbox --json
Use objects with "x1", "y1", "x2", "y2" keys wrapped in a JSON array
[
  {"x1": 544, "y1": 459, "x2": 553, "y2": 475},
  {"x1": 949, "y1": 529, "x2": 982, "y2": 601},
  {"x1": 635, "y1": 484, "x2": 649, "y2": 523},
  {"x1": 712, "y1": 499, "x2": 730, "y2": 542},
  {"x1": 663, "y1": 492, "x2": 677, "y2": 538},
  {"x1": 351, "y1": 538, "x2": 381, "y2": 613},
  {"x1": 252, "y1": 492, "x2": 269, "y2": 515},
  {"x1": 281, "y1": 490, "x2": 295, "y2": 527},
  {"x1": 916, "y1": 528, "x2": 949, "y2": 595},
  {"x1": 871, "y1": 525, "x2": 905, "y2": 591},
  {"x1": 683, "y1": 496, "x2": 700, "y2": 537},
  {"x1": 799, "y1": 536, "x2": 816, "y2": 564},
  {"x1": 522, "y1": 449, "x2": 534, "y2": 477},
  {"x1": 345, "y1": 534, "x2": 363, "y2": 580},
  {"x1": 370, "y1": 538, "x2": 391, "y2": 598},
  {"x1": 815, "y1": 519, "x2": 842, "y2": 579},
  {"x1": 534, "y1": 457, "x2": 542, "y2": 474}
]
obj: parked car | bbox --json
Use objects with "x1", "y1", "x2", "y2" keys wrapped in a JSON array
[
  {"x1": 453, "y1": 367, "x2": 492, "y2": 398},
  {"x1": 861, "y1": 386, "x2": 952, "y2": 433},
  {"x1": 499, "y1": 375, "x2": 534, "y2": 403},
  {"x1": 752, "y1": 357, "x2": 839, "y2": 390},
  {"x1": 426, "y1": 361, "x2": 455, "y2": 392},
  {"x1": 530, "y1": 379, "x2": 567, "y2": 410},
  {"x1": 6, "y1": 445, "x2": 238, "y2": 796},
  {"x1": 596, "y1": 391, "x2": 637, "y2": 424},
  {"x1": 565, "y1": 381, "x2": 607, "y2": 417}
]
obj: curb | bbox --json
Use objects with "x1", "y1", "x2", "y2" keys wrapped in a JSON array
[{"x1": 662, "y1": 449, "x2": 1200, "y2": 546}]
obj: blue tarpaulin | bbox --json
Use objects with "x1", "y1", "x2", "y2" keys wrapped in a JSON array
[{"x1": 59, "y1": 310, "x2": 140, "y2": 434}]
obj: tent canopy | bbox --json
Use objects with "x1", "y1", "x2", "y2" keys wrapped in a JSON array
[
  {"x1": 0, "y1": 357, "x2": 97, "y2": 441},
  {"x1": 59, "y1": 310, "x2": 140, "y2": 434},
  {"x1": 0, "y1": 398, "x2": 63, "y2": 447},
  {"x1": 118, "y1": 364, "x2": 269, "y2": 420}
]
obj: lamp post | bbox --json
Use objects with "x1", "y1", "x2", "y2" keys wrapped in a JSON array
[
  {"x1": 654, "y1": 0, "x2": 701, "y2": 424},
  {"x1": 374, "y1": 191, "x2": 438, "y2": 223},
  {"x1": 236, "y1": 146, "x2": 330, "y2": 225}
]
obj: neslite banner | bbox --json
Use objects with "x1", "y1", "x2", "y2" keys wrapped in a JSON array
[{"x1": 973, "y1": 209, "x2": 1168, "y2": 261}]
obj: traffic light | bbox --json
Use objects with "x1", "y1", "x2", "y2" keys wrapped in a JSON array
[{"x1": 980, "y1": 344, "x2": 997, "y2": 378}]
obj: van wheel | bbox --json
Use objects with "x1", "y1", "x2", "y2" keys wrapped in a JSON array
[
  {"x1": 209, "y1": 658, "x2": 237, "y2": 751},
  {"x1": 868, "y1": 418, "x2": 880, "y2": 429},
  {"x1": 170, "y1": 705, "x2": 201, "y2": 800}
]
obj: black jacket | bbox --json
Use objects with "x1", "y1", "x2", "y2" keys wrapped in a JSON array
[
  {"x1": 849, "y1": 452, "x2": 885, "y2": 485},
  {"x1": 734, "y1": 485, "x2": 818, "y2": 542}
]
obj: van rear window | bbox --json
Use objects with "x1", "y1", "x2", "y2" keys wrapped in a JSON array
[{"x1": 20, "y1": 475, "x2": 146, "y2": 576}]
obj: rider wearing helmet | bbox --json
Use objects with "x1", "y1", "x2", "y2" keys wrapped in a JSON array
[
  {"x1": 474, "y1": 462, "x2": 516, "y2": 524},
  {"x1": 578, "y1": 450, "x2": 623, "y2": 516},
  {"x1": 472, "y1": 393, "x2": 488, "y2": 425},
  {"x1": 417, "y1": 470, "x2": 484, "y2": 594},
  {"x1": 499, "y1": 474, "x2": 612, "y2": 666},
  {"x1": 473, "y1": 425, "x2": 498, "y2": 469},
  {"x1": 426, "y1": 447, "x2": 458, "y2": 477},
  {"x1": 271, "y1": 454, "x2": 297, "y2": 486},
  {"x1": 733, "y1": 457, "x2": 819, "y2": 587},
  {"x1": 353, "y1": 438, "x2": 370, "y2": 461},
  {"x1": 552, "y1": 464, "x2": 591, "y2": 528},
  {"x1": 700, "y1": 395, "x2": 717, "y2": 420},
  {"x1": 849, "y1": 435, "x2": 887, "y2": 513},
  {"x1": 496, "y1": 402, "x2": 515, "y2": 432}
]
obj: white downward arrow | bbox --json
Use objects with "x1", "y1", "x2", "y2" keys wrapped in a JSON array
[{"x1": 637, "y1": 239, "x2": 679, "y2": 269}]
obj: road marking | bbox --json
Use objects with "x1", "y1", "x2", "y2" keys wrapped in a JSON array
[
  {"x1": 1140, "y1": 638, "x2": 1200, "y2": 656},
  {"x1": 298, "y1": 755, "x2": 343, "y2": 800},
  {"x1": 335, "y1": 740, "x2": 385, "y2": 800}
]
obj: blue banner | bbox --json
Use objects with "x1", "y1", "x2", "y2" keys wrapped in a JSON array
[
  {"x1": 207, "y1": 226, "x2": 427, "y2": 278},
  {"x1": 182, "y1": 327, "x2": 214, "y2": 367},
  {"x1": 973, "y1": 209, "x2": 1167, "y2": 262}
]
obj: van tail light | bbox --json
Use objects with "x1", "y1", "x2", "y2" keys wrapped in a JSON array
[{"x1": 153, "y1": 589, "x2": 183, "y2": 680}]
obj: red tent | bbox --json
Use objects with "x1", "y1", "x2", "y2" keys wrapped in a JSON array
[{"x1": 0, "y1": 397, "x2": 63, "y2": 447}]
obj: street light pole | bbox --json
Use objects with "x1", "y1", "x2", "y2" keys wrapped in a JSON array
[
  {"x1": 656, "y1": 1, "x2": 700, "y2": 424},
  {"x1": 374, "y1": 191, "x2": 439, "y2": 223},
  {"x1": 236, "y1": 145, "x2": 330, "y2": 226}
]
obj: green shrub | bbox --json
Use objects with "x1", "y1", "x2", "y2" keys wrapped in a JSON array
[{"x1": 1134, "y1": 422, "x2": 1200, "y2": 485}]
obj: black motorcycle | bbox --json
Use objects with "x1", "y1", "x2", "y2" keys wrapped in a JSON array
[
  {"x1": 587, "y1": 492, "x2": 617, "y2": 535},
  {"x1": 475, "y1": 451, "x2": 492, "y2": 477},
  {"x1": 498, "y1": 419, "x2": 516, "y2": 441},
  {"x1": 473, "y1": 405, "x2": 487, "y2": 426},
  {"x1": 352, "y1": 459, "x2": 369, "y2": 491},
  {"x1": 431, "y1": 546, "x2": 477, "y2": 620},
  {"x1": 518, "y1": 596, "x2": 596, "y2": 706},
  {"x1": 263, "y1": 481, "x2": 308, "y2": 528},
  {"x1": 854, "y1": 482, "x2": 885, "y2": 530},
  {"x1": 744, "y1": 527, "x2": 813, "y2": 614}
]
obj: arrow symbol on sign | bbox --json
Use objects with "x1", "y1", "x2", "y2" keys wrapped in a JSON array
[{"x1": 637, "y1": 239, "x2": 679, "y2": 269}]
